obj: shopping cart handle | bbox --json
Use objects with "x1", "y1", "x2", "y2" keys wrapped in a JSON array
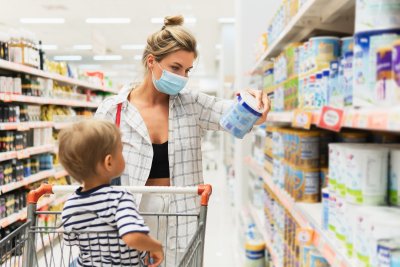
[
  {"x1": 198, "y1": 184, "x2": 212, "y2": 206},
  {"x1": 27, "y1": 183, "x2": 213, "y2": 205},
  {"x1": 27, "y1": 184, "x2": 53, "y2": 204}
]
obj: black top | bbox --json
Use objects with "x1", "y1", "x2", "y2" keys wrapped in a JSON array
[{"x1": 148, "y1": 141, "x2": 170, "y2": 179}]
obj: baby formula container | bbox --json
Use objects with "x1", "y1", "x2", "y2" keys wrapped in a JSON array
[
  {"x1": 220, "y1": 91, "x2": 264, "y2": 138},
  {"x1": 355, "y1": 0, "x2": 400, "y2": 32}
]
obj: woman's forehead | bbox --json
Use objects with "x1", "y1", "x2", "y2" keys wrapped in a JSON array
[{"x1": 162, "y1": 50, "x2": 195, "y2": 67}]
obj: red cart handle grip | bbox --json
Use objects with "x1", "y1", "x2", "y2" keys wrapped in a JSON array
[
  {"x1": 198, "y1": 184, "x2": 212, "y2": 206},
  {"x1": 27, "y1": 184, "x2": 53, "y2": 204}
]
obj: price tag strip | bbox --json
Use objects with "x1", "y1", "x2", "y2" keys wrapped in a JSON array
[
  {"x1": 317, "y1": 106, "x2": 344, "y2": 132},
  {"x1": 292, "y1": 109, "x2": 313, "y2": 129}
]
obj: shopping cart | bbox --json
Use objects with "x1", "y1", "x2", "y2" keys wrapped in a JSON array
[{"x1": 0, "y1": 183, "x2": 212, "y2": 267}]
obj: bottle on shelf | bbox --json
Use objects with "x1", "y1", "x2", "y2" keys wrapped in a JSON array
[{"x1": 38, "y1": 40, "x2": 45, "y2": 71}]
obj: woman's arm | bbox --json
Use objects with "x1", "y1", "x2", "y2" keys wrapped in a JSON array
[
  {"x1": 194, "y1": 92, "x2": 233, "y2": 131},
  {"x1": 194, "y1": 89, "x2": 270, "y2": 131}
]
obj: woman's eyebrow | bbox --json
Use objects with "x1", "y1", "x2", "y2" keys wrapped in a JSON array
[{"x1": 172, "y1": 62, "x2": 193, "y2": 69}]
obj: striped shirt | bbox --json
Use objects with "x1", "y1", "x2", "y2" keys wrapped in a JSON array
[
  {"x1": 61, "y1": 184, "x2": 149, "y2": 267},
  {"x1": 95, "y1": 84, "x2": 232, "y2": 249}
]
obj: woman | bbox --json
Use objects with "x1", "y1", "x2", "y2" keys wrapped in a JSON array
[{"x1": 95, "y1": 15, "x2": 270, "y2": 266}]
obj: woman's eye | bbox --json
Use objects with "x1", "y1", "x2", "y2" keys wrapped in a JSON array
[{"x1": 171, "y1": 66, "x2": 179, "y2": 71}]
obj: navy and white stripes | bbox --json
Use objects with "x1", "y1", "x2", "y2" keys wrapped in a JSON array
[{"x1": 62, "y1": 184, "x2": 149, "y2": 267}]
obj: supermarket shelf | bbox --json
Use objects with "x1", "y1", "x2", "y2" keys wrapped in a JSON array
[
  {"x1": 54, "y1": 169, "x2": 68, "y2": 179},
  {"x1": 0, "y1": 144, "x2": 55, "y2": 163},
  {"x1": 251, "y1": 0, "x2": 355, "y2": 73},
  {"x1": 0, "y1": 208, "x2": 27, "y2": 229},
  {"x1": 268, "y1": 106, "x2": 400, "y2": 132},
  {"x1": 0, "y1": 59, "x2": 118, "y2": 94},
  {"x1": 0, "y1": 169, "x2": 56, "y2": 195},
  {"x1": 297, "y1": 203, "x2": 353, "y2": 267},
  {"x1": 0, "y1": 194, "x2": 68, "y2": 229},
  {"x1": 244, "y1": 156, "x2": 309, "y2": 228},
  {"x1": 0, "y1": 121, "x2": 53, "y2": 131},
  {"x1": 248, "y1": 204, "x2": 280, "y2": 267},
  {"x1": 0, "y1": 93, "x2": 99, "y2": 108},
  {"x1": 244, "y1": 156, "x2": 353, "y2": 267},
  {"x1": 53, "y1": 122, "x2": 73, "y2": 130}
]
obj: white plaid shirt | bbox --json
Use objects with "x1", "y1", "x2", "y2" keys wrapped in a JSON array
[{"x1": 94, "y1": 84, "x2": 232, "y2": 248}]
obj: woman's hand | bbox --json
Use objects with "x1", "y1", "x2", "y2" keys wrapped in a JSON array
[{"x1": 235, "y1": 89, "x2": 270, "y2": 125}]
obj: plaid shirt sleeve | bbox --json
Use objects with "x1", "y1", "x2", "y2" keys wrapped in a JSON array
[{"x1": 193, "y1": 92, "x2": 233, "y2": 131}]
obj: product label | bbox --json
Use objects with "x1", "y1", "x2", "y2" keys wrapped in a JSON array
[
  {"x1": 318, "y1": 106, "x2": 344, "y2": 132},
  {"x1": 300, "y1": 136, "x2": 319, "y2": 159},
  {"x1": 389, "y1": 171, "x2": 399, "y2": 205},
  {"x1": 292, "y1": 109, "x2": 312, "y2": 129},
  {"x1": 377, "y1": 244, "x2": 391, "y2": 267},
  {"x1": 394, "y1": 44, "x2": 400, "y2": 87}
]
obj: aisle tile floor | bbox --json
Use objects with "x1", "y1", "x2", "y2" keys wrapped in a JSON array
[{"x1": 203, "y1": 161, "x2": 237, "y2": 267}]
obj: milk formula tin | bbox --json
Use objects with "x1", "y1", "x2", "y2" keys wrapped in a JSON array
[
  {"x1": 293, "y1": 167, "x2": 320, "y2": 203},
  {"x1": 353, "y1": 30, "x2": 400, "y2": 107},
  {"x1": 341, "y1": 37, "x2": 354, "y2": 56},
  {"x1": 393, "y1": 40, "x2": 400, "y2": 103},
  {"x1": 376, "y1": 47, "x2": 396, "y2": 105},
  {"x1": 220, "y1": 91, "x2": 263, "y2": 138},
  {"x1": 309, "y1": 37, "x2": 340, "y2": 71},
  {"x1": 355, "y1": 0, "x2": 400, "y2": 32},
  {"x1": 308, "y1": 250, "x2": 330, "y2": 267},
  {"x1": 345, "y1": 145, "x2": 389, "y2": 205},
  {"x1": 389, "y1": 149, "x2": 400, "y2": 206},
  {"x1": 378, "y1": 239, "x2": 400, "y2": 267}
]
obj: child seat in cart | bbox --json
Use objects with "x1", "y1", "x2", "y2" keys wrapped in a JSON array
[{"x1": 0, "y1": 184, "x2": 212, "y2": 267}]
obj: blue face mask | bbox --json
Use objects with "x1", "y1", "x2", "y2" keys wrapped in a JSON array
[{"x1": 152, "y1": 63, "x2": 188, "y2": 95}]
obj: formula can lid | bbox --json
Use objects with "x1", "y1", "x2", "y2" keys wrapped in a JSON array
[{"x1": 237, "y1": 91, "x2": 264, "y2": 117}]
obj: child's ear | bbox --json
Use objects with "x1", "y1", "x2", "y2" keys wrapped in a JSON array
[{"x1": 104, "y1": 154, "x2": 113, "y2": 170}]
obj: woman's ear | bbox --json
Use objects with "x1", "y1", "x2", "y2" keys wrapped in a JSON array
[{"x1": 147, "y1": 54, "x2": 155, "y2": 70}]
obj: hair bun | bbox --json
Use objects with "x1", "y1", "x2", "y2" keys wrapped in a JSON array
[{"x1": 163, "y1": 15, "x2": 184, "y2": 28}]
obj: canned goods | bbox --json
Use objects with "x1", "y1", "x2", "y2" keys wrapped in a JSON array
[
  {"x1": 296, "y1": 131, "x2": 320, "y2": 169},
  {"x1": 293, "y1": 167, "x2": 320, "y2": 203},
  {"x1": 355, "y1": 0, "x2": 400, "y2": 32},
  {"x1": 309, "y1": 36, "x2": 340, "y2": 71},
  {"x1": 393, "y1": 40, "x2": 400, "y2": 102},
  {"x1": 341, "y1": 37, "x2": 354, "y2": 57},
  {"x1": 353, "y1": 30, "x2": 400, "y2": 107}
]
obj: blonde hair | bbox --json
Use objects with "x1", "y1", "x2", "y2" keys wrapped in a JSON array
[
  {"x1": 58, "y1": 120, "x2": 121, "y2": 182},
  {"x1": 142, "y1": 15, "x2": 198, "y2": 70}
]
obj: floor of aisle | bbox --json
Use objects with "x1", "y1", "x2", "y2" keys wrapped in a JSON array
[{"x1": 202, "y1": 148, "x2": 237, "y2": 267}]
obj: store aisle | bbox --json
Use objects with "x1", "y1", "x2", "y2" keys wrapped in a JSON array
[{"x1": 202, "y1": 142, "x2": 237, "y2": 267}]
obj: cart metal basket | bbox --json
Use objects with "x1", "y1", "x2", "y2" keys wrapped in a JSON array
[{"x1": 0, "y1": 184, "x2": 212, "y2": 267}]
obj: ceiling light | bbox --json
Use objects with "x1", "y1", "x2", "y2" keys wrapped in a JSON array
[
  {"x1": 73, "y1": 45, "x2": 92, "y2": 50},
  {"x1": 86, "y1": 18, "x2": 131, "y2": 24},
  {"x1": 121, "y1": 44, "x2": 146, "y2": 50},
  {"x1": 53, "y1": 55, "x2": 82, "y2": 61},
  {"x1": 151, "y1": 17, "x2": 197, "y2": 24},
  {"x1": 93, "y1": 55, "x2": 122, "y2": 61},
  {"x1": 20, "y1": 18, "x2": 65, "y2": 24},
  {"x1": 41, "y1": 44, "x2": 58, "y2": 50},
  {"x1": 218, "y1": 17, "x2": 236, "y2": 24},
  {"x1": 134, "y1": 55, "x2": 142, "y2": 61}
]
